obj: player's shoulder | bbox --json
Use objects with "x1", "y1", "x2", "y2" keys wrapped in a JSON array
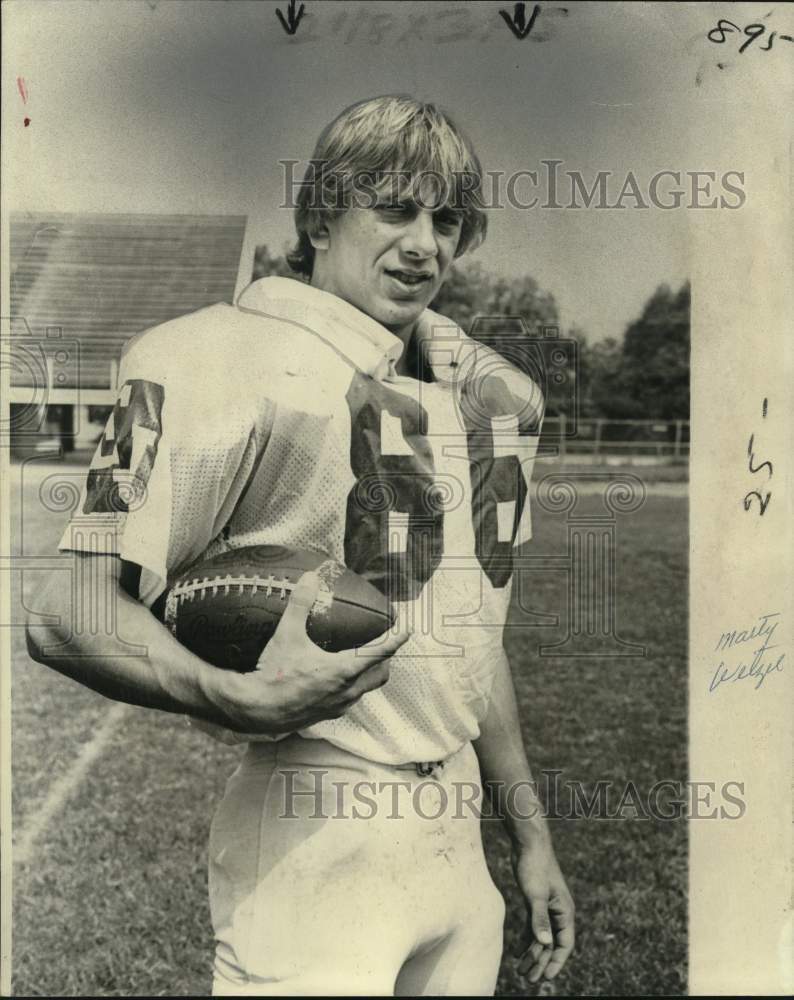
[
  {"x1": 115, "y1": 303, "x2": 311, "y2": 441},
  {"x1": 123, "y1": 302, "x2": 225, "y2": 363},
  {"x1": 419, "y1": 308, "x2": 544, "y2": 425},
  {"x1": 467, "y1": 345, "x2": 544, "y2": 425},
  {"x1": 122, "y1": 302, "x2": 290, "y2": 370},
  {"x1": 121, "y1": 300, "x2": 304, "y2": 382}
]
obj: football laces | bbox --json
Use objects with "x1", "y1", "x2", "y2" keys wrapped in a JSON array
[{"x1": 163, "y1": 565, "x2": 337, "y2": 634}]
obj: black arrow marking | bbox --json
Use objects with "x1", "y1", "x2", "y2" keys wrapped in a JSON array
[
  {"x1": 276, "y1": 0, "x2": 306, "y2": 36},
  {"x1": 500, "y1": 2, "x2": 541, "y2": 39}
]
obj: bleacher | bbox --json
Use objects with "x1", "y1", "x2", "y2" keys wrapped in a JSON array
[{"x1": 9, "y1": 212, "x2": 247, "y2": 392}]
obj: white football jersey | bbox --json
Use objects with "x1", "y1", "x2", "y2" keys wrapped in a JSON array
[{"x1": 60, "y1": 276, "x2": 543, "y2": 764}]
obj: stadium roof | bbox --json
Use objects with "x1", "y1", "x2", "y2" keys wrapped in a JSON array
[{"x1": 9, "y1": 212, "x2": 247, "y2": 390}]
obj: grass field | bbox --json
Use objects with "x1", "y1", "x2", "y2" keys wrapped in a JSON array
[{"x1": 9, "y1": 458, "x2": 688, "y2": 997}]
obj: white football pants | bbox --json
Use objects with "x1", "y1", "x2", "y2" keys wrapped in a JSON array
[{"x1": 209, "y1": 734, "x2": 505, "y2": 996}]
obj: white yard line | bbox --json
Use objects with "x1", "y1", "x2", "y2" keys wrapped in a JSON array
[{"x1": 14, "y1": 702, "x2": 128, "y2": 867}]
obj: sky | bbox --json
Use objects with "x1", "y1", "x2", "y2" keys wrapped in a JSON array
[{"x1": 3, "y1": 0, "x2": 757, "y2": 341}]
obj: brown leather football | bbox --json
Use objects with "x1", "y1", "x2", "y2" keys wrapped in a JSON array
[{"x1": 158, "y1": 544, "x2": 395, "y2": 672}]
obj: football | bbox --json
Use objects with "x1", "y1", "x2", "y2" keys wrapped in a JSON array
[{"x1": 157, "y1": 544, "x2": 396, "y2": 672}]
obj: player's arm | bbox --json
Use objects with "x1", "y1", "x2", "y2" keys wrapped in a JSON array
[
  {"x1": 26, "y1": 553, "x2": 236, "y2": 720},
  {"x1": 26, "y1": 553, "x2": 408, "y2": 735},
  {"x1": 473, "y1": 648, "x2": 575, "y2": 984}
]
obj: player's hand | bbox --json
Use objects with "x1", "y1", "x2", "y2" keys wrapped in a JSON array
[
  {"x1": 511, "y1": 837, "x2": 575, "y2": 984},
  {"x1": 205, "y1": 571, "x2": 409, "y2": 735}
]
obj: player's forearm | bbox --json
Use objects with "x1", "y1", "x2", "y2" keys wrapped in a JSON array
[
  {"x1": 474, "y1": 648, "x2": 552, "y2": 849},
  {"x1": 25, "y1": 561, "x2": 230, "y2": 725}
]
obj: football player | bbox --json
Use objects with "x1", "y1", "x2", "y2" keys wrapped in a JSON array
[{"x1": 27, "y1": 95, "x2": 574, "y2": 995}]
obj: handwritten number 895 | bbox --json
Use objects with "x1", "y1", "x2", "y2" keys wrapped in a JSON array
[{"x1": 708, "y1": 20, "x2": 776, "y2": 53}]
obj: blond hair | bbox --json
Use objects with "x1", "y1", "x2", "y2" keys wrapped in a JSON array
[{"x1": 287, "y1": 95, "x2": 487, "y2": 277}]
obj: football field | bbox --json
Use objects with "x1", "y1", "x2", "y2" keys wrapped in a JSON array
[{"x1": 10, "y1": 460, "x2": 688, "y2": 997}]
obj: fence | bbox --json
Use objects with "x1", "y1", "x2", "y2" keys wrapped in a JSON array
[{"x1": 543, "y1": 415, "x2": 689, "y2": 461}]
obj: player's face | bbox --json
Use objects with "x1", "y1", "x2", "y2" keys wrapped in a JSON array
[{"x1": 314, "y1": 194, "x2": 463, "y2": 332}]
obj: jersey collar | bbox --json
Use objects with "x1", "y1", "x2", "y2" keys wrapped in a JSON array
[{"x1": 236, "y1": 276, "x2": 405, "y2": 378}]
